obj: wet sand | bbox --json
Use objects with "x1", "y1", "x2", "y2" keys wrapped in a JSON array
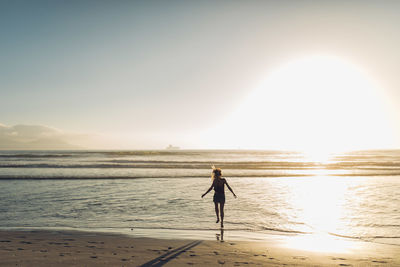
[{"x1": 0, "y1": 230, "x2": 399, "y2": 266}]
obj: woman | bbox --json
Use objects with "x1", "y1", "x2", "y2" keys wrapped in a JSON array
[{"x1": 202, "y1": 166, "x2": 236, "y2": 228}]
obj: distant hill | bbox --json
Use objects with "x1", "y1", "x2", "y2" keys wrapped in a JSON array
[{"x1": 0, "y1": 124, "x2": 81, "y2": 150}]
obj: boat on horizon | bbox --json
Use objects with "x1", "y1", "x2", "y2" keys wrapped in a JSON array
[{"x1": 166, "y1": 144, "x2": 180, "y2": 150}]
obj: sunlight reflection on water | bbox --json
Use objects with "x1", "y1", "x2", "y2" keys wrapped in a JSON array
[{"x1": 286, "y1": 176, "x2": 348, "y2": 233}]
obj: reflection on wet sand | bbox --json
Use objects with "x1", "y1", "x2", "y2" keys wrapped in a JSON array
[
  {"x1": 216, "y1": 228, "x2": 224, "y2": 242},
  {"x1": 280, "y1": 232, "x2": 358, "y2": 254}
]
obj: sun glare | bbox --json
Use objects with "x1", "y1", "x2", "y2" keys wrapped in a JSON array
[{"x1": 206, "y1": 55, "x2": 395, "y2": 153}]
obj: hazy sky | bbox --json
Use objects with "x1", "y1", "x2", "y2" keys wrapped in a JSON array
[{"x1": 1, "y1": 0, "x2": 400, "y2": 150}]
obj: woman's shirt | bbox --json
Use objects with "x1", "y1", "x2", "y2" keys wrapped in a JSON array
[{"x1": 213, "y1": 178, "x2": 226, "y2": 194}]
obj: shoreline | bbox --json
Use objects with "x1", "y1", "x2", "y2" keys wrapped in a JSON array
[
  {"x1": 0, "y1": 226, "x2": 305, "y2": 241},
  {"x1": 2, "y1": 226, "x2": 399, "y2": 247},
  {"x1": 0, "y1": 229, "x2": 399, "y2": 266}
]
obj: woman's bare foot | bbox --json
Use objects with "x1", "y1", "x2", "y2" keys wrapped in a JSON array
[{"x1": 216, "y1": 218, "x2": 220, "y2": 223}]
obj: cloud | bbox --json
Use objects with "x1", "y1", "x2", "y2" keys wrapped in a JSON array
[{"x1": 0, "y1": 123, "x2": 82, "y2": 150}]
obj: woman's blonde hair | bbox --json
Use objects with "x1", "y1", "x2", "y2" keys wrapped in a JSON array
[{"x1": 211, "y1": 165, "x2": 222, "y2": 181}]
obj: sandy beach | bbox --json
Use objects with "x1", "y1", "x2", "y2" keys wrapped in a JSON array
[{"x1": 0, "y1": 230, "x2": 399, "y2": 266}]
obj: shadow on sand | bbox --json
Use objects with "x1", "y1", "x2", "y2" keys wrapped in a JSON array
[{"x1": 139, "y1": 240, "x2": 202, "y2": 267}]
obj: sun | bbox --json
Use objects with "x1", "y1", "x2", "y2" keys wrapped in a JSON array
[{"x1": 204, "y1": 55, "x2": 395, "y2": 154}]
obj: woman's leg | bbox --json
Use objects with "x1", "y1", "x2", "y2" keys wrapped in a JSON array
[
  {"x1": 214, "y1": 202, "x2": 220, "y2": 223},
  {"x1": 220, "y1": 202, "x2": 224, "y2": 227}
]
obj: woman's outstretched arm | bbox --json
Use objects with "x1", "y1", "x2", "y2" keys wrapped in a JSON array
[
  {"x1": 202, "y1": 183, "x2": 214, "y2": 198},
  {"x1": 225, "y1": 180, "x2": 237, "y2": 198}
]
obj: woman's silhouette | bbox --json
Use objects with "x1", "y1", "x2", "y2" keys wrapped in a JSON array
[{"x1": 202, "y1": 166, "x2": 236, "y2": 228}]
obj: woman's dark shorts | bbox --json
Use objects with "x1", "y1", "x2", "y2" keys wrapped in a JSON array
[{"x1": 213, "y1": 193, "x2": 225, "y2": 204}]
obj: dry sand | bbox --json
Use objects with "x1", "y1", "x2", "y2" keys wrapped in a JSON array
[{"x1": 0, "y1": 230, "x2": 399, "y2": 266}]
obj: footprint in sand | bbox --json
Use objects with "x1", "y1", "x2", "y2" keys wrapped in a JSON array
[
  {"x1": 213, "y1": 251, "x2": 219, "y2": 255},
  {"x1": 190, "y1": 254, "x2": 196, "y2": 257},
  {"x1": 332, "y1": 257, "x2": 347, "y2": 260},
  {"x1": 0, "y1": 240, "x2": 11, "y2": 243},
  {"x1": 293, "y1": 256, "x2": 308, "y2": 260},
  {"x1": 372, "y1": 260, "x2": 387, "y2": 263},
  {"x1": 339, "y1": 264, "x2": 352, "y2": 266},
  {"x1": 121, "y1": 258, "x2": 128, "y2": 261},
  {"x1": 17, "y1": 248, "x2": 24, "y2": 250},
  {"x1": 90, "y1": 256, "x2": 97, "y2": 259},
  {"x1": 49, "y1": 242, "x2": 68, "y2": 245},
  {"x1": 218, "y1": 260, "x2": 225, "y2": 264}
]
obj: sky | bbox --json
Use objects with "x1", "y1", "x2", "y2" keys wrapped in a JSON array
[{"x1": 1, "y1": 0, "x2": 400, "y2": 151}]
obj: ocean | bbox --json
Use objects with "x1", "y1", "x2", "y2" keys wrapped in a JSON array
[{"x1": 0, "y1": 150, "x2": 399, "y2": 246}]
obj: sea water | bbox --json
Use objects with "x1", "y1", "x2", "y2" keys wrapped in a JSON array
[{"x1": 0, "y1": 150, "x2": 399, "y2": 246}]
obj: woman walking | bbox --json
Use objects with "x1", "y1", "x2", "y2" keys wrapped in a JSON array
[{"x1": 202, "y1": 166, "x2": 236, "y2": 228}]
